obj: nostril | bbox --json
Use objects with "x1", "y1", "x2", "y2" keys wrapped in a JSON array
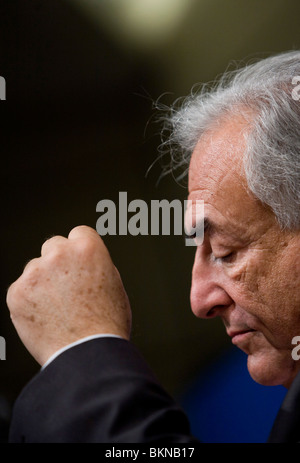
[
  {"x1": 206, "y1": 307, "x2": 216, "y2": 318},
  {"x1": 206, "y1": 305, "x2": 230, "y2": 318}
]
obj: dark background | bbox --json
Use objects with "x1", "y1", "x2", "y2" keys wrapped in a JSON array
[{"x1": 0, "y1": 0, "x2": 299, "y2": 442}]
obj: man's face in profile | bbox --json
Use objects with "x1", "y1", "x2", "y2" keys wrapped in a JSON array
[{"x1": 187, "y1": 114, "x2": 300, "y2": 388}]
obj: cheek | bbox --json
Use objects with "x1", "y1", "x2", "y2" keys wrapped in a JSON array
[
  {"x1": 224, "y1": 251, "x2": 270, "y2": 306},
  {"x1": 223, "y1": 254, "x2": 278, "y2": 335},
  {"x1": 226, "y1": 250, "x2": 300, "y2": 348}
]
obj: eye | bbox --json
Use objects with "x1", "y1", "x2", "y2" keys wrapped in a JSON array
[
  {"x1": 212, "y1": 251, "x2": 235, "y2": 264},
  {"x1": 219, "y1": 252, "x2": 235, "y2": 263}
]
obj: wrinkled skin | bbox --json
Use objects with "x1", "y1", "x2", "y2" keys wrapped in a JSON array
[
  {"x1": 187, "y1": 115, "x2": 300, "y2": 388},
  {"x1": 6, "y1": 226, "x2": 131, "y2": 366}
]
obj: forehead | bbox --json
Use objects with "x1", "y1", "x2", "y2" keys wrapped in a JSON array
[
  {"x1": 188, "y1": 116, "x2": 246, "y2": 195},
  {"x1": 187, "y1": 116, "x2": 275, "y2": 235}
]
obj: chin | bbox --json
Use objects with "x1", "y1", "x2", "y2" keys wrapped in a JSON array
[{"x1": 246, "y1": 351, "x2": 294, "y2": 387}]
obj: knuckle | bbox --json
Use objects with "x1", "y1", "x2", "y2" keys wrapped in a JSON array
[
  {"x1": 7, "y1": 258, "x2": 42, "y2": 313},
  {"x1": 41, "y1": 235, "x2": 65, "y2": 256},
  {"x1": 40, "y1": 237, "x2": 53, "y2": 255},
  {"x1": 76, "y1": 237, "x2": 97, "y2": 258},
  {"x1": 6, "y1": 280, "x2": 24, "y2": 314},
  {"x1": 6, "y1": 282, "x2": 16, "y2": 307},
  {"x1": 43, "y1": 249, "x2": 66, "y2": 271},
  {"x1": 23, "y1": 258, "x2": 41, "y2": 279}
]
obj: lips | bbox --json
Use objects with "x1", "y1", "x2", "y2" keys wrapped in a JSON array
[{"x1": 228, "y1": 329, "x2": 255, "y2": 345}]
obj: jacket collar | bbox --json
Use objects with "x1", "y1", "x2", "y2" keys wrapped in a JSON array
[{"x1": 268, "y1": 371, "x2": 300, "y2": 442}]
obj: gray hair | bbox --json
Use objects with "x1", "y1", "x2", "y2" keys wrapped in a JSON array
[{"x1": 160, "y1": 51, "x2": 300, "y2": 230}]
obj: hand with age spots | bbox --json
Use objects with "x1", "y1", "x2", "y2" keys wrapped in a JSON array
[{"x1": 6, "y1": 226, "x2": 132, "y2": 366}]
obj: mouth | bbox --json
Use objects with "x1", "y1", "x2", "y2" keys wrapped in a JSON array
[{"x1": 227, "y1": 329, "x2": 256, "y2": 345}]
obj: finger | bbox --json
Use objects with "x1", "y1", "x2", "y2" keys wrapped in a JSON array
[
  {"x1": 68, "y1": 225, "x2": 110, "y2": 260},
  {"x1": 68, "y1": 225, "x2": 100, "y2": 242},
  {"x1": 7, "y1": 256, "x2": 41, "y2": 297},
  {"x1": 6, "y1": 257, "x2": 41, "y2": 309},
  {"x1": 41, "y1": 235, "x2": 67, "y2": 256},
  {"x1": 23, "y1": 256, "x2": 41, "y2": 272},
  {"x1": 6, "y1": 280, "x2": 19, "y2": 311}
]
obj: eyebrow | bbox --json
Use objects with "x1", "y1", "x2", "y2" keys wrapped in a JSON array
[
  {"x1": 186, "y1": 217, "x2": 218, "y2": 240},
  {"x1": 203, "y1": 217, "x2": 248, "y2": 244},
  {"x1": 203, "y1": 217, "x2": 216, "y2": 236}
]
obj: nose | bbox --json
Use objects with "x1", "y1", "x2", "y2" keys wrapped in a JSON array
[{"x1": 190, "y1": 249, "x2": 233, "y2": 319}]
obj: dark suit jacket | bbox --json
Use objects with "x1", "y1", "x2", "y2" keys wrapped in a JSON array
[
  {"x1": 8, "y1": 337, "x2": 299, "y2": 443},
  {"x1": 9, "y1": 337, "x2": 199, "y2": 443},
  {"x1": 268, "y1": 371, "x2": 300, "y2": 443}
]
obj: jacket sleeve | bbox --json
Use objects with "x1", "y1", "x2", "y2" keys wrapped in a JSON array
[{"x1": 9, "y1": 337, "x2": 199, "y2": 443}]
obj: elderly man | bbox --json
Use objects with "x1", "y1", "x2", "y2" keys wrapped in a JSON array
[{"x1": 6, "y1": 50, "x2": 300, "y2": 443}]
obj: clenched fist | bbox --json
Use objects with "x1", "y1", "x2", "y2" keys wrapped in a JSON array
[{"x1": 6, "y1": 226, "x2": 132, "y2": 365}]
